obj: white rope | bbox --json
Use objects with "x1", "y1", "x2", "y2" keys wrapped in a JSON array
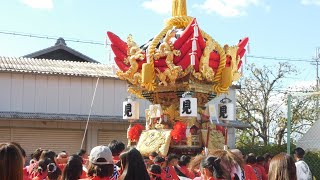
[{"x1": 80, "y1": 77, "x2": 100, "y2": 149}]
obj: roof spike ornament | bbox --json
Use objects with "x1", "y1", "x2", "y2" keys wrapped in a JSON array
[{"x1": 172, "y1": 0, "x2": 187, "y2": 17}]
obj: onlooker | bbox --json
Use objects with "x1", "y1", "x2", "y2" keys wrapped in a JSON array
[
  {"x1": 256, "y1": 156, "x2": 267, "y2": 180},
  {"x1": 163, "y1": 153, "x2": 179, "y2": 180},
  {"x1": 153, "y1": 156, "x2": 166, "y2": 180},
  {"x1": 34, "y1": 158, "x2": 61, "y2": 180},
  {"x1": 149, "y1": 151, "x2": 158, "y2": 162},
  {"x1": 39, "y1": 150, "x2": 62, "y2": 178},
  {"x1": 0, "y1": 143, "x2": 24, "y2": 180},
  {"x1": 62, "y1": 155, "x2": 84, "y2": 180},
  {"x1": 10, "y1": 142, "x2": 30, "y2": 180},
  {"x1": 118, "y1": 148, "x2": 150, "y2": 180},
  {"x1": 176, "y1": 155, "x2": 194, "y2": 179},
  {"x1": 268, "y1": 152, "x2": 296, "y2": 180},
  {"x1": 149, "y1": 164, "x2": 162, "y2": 180},
  {"x1": 189, "y1": 154, "x2": 205, "y2": 178},
  {"x1": 78, "y1": 149, "x2": 89, "y2": 163},
  {"x1": 57, "y1": 151, "x2": 69, "y2": 164},
  {"x1": 153, "y1": 156, "x2": 165, "y2": 167},
  {"x1": 263, "y1": 153, "x2": 272, "y2": 174},
  {"x1": 199, "y1": 156, "x2": 225, "y2": 180},
  {"x1": 230, "y1": 149, "x2": 246, "y2": 180},
  {"x1": 80, "y1": 145, "x2": 114, "y2": 180},
  {"x1": 244, "y1": 155, "x2": 258, "y2": 180},
  {"x1": 31, "y1": 148, "x2": 44, "y2": 162},
  {"x1": 108, "y1": 140, "x2": 125, "y2": 180},
  {"x1": 118, "y1": 151, "x2": 128, "y2": 176},
  {"x1": 211, "y1": 149, "x2": 243, "y2": 179},
  {"x1": 108, "y1": 140, "x2": 125, "y2": 164},
  {"x1": 293, "y1": 147, "x2": 312, "y2": 180}
]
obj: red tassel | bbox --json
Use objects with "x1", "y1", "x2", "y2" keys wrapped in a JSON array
[
  {"x1": 128, "y1": 124, "x2": 145, "y2": 141},
  {"x1": 171, "y1": 122, "x2": 187, "y2": 143}
]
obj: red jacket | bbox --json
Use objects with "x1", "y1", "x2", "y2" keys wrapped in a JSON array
[
  {"x1": 163, "y1": 166, "x2": 179, "y2": 180},
  {"x1": 244, "y1": 164, "x2": 258, "y2": 180},
  {"x1": 80, "y1": 176, "x2": 110, "y2": 180},
  {"x1": 256, "y1": 164, "x2": 267, "y2": 180},
  {"x1": 179, "y1": 165, "x2": 195, "y2": 179}
]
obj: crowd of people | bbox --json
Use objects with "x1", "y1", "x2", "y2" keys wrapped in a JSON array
[{"x1": 0, "y1": 140, "x2": 313, "y2": 180}]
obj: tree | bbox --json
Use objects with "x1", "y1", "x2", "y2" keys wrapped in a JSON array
[{"x1": 236, "y1": 62, "x2": 317, "y2": 146}]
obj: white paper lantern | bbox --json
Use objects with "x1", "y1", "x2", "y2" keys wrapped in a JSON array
[
  {"x1": 180, "y1": 97, "x2": 197, "y2": 117},
  {"x1": 149, "y1": 104, "x2": 162, "y2": 118},
  {"x1": 123, "y1": 99, "x2": 139, "y2": 120},
  {"x1": 218, "y1": 98, "x2": 234, "y2": 121}
]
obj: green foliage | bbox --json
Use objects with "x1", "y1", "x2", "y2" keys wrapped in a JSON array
[
  {"x1": 304, "y1": 151, "x2": 320, "y2": 180},
  {"x1": 238, "y1": 144, "x2": 296, "y2": 157}
]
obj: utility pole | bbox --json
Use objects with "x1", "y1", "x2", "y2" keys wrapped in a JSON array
[
  {"x1": 287, "y1": 94, "x2": 292, "y2": 154},
  {"x1": 315, "y1": 48, "x2": 320, "y2": 120}
]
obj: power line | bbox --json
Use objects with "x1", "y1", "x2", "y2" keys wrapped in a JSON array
[
  {"x1": 247, "y1": 55, "x2": 315, "y2": 62},
  {"x1": 0, "y1": 30, "x2": 108, "y2": 46}
]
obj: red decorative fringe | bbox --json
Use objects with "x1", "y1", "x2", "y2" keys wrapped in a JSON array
[
  {"x1": 216, "y1": 125, "x2": 226, "y2": 136},
  {"x1": 171, "y1": 122, "x2": 187, "y2": 143},
  {"x1": 128, "y1": 124, "x2": 144, "y2": 141}
]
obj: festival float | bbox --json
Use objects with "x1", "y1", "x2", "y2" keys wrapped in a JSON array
[{"x1": 107, "y1": 0, "x2": 249, "y2": 156}]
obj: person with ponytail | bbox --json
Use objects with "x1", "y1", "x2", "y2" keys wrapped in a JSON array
[
  {"x1": 32, "y1": 158, "x2": 61, "y2": 180},
  {"x1": 199, "y1": 156, "x2": 225, "y2": 180}
]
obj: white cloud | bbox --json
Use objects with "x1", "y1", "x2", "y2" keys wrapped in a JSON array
[
  {"x1": 194, "y1": 0, "x2": 263, "y2": 17},
  {"x1": 21, "y1": 0, "x2": 53, "y2": 9},
  {"x1": 142, "y1": 0, "x2": 172, "y2": 14},
  {"x1": 301, "y1": 0, "x2": 320, "y2": 6}
]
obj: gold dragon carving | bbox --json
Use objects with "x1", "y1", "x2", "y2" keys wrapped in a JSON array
[
  {"x1": 154, "y1": 28, "x2": 182, "y2": 86},
  {"x1": 225, "y1": 45, "x2": 241, "y2": 81},
  {"x1": 116, "y1": 34, "x2": 144, "y2": 85}
]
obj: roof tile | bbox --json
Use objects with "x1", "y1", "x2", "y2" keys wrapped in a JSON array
[{"x1": 0, "y1": 56, "x2": 118, "y2": 78}]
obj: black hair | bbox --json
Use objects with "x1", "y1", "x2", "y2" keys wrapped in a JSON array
[
  {"x1": 32, "y1": 148, "x2": 44, "y2": 161},
  {"x1": 48, "y1": 162, "x2": 62, "y2": 180},
  {"x1": 167, "y1": 153, "x2": 179, "y2": 164},
  {"x1": 178, "y1": 155, "x2": 191, "y2": 166},
  {"x1": 87, "y1": 158, "x2": 114, "y2": 178},
  {"x1": 77, "y1": 149, "x2": 87, "y2": 157},
  {"x1": 62, "y1": 155, "x2": 83, "y2": 180},
  {"x1": 108, "y1": 140, "x2": 125, "y2": 156},
  {"x1": 149, "y1": 164, "x2": 162, "y2": 180},
  {"x1": 40, "y1": 150, "x2": 57, "y2": 161},
  {"x1": 201, "y1": 156, "x2": 224, "y2": 179},
  {"x1": 263, "y1": 153, "x2": 272, "y2": 161},
  {"x1": 294, "y1": 147, "x2": 305, "y2": 158},
  {"x1": 149, "y1": 151, "x2": 158, "y2": 158},
  {"x1": 246, "y1": 155, "x2": 256, "y2": 164},
  {"x1": 120, "y1": 148, "x2": 150, "y2": 180},
  {"x1": 153, "y1": 156, "x2": 165, "y2": 164},
  {"x1": 256, "y1": 156, "x2": 265, "y2": 163}
]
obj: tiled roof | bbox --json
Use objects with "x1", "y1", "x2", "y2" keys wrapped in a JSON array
[
  {"x1": 0, "y1": 56, "x2": 118, "y2": 78},
  {"x1": 24, "y1": 38, "x2": 99, "y2": 63},
  {"x1": 0, "y1": 111, "x2": 145, "y2": 123}
]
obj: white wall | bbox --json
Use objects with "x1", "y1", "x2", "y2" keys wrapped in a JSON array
[{"x1": 0, "y1": 72, "x2": 150, "y2": 117}]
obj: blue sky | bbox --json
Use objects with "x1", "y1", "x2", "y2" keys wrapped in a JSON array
[{"x1": 1, "y1": 0, "x2": 320, "y2": 84}]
